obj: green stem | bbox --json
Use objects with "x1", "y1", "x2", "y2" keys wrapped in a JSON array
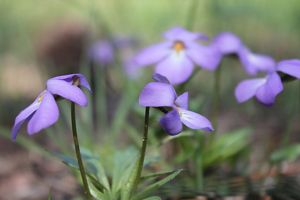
[
  {"x1": 186, "y1": 0, "x2": 199, "y2": 30},
  {"x1": 71, "y1": 102, "x2": 92, "y2": 199},
  {"x1": 123, "y1": 107, "x2": 150, "y2": 200},
  {"x1": 134, "y1": 107, "x2": 150, "y2": 186},
  {"x1": 212, "y1": 67, "x2": 221, "y2": 132},
  {"x1": 195, "y1": 135, "x2": 204, "y2": 191}
]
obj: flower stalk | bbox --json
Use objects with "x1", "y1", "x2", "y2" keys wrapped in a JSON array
[
  {"x1": 123, "y1": 107, "x2": 150, "y2": 200},
  {"x1": 71, "y1": 102, "x2": 92, "y2": 199}
]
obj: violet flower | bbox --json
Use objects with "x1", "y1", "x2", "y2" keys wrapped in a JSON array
[
  {"x1": 212, "y1": 32, "x2": 276, "y2": 75},
  {"x1": 89, "y1": 40, "x2": 114, "y2": 66},
  {"x1": 133, "y1": 27, "x2": 221, "y2": 84},
  {"x1": 46, "y1": 74, "x2": 91, "y2": 107},
  {"x1": 11, "y1": 90, "x2": 59, "y2": 140},
  {"x1": 139, "y1": 74, "x2": 213, "y2": 135},
  {"x1": 235, "y1": 59, "x2": 300, "y2": 105}
]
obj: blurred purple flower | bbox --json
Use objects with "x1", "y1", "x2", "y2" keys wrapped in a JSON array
[
  {"x1": 89, "y1": 40, "x2": 114, "y2": 66},
  {"x1": 235, "y1": 59, "x2": 300, "y2": 105},
  {"x1": 11, "y1": 90, "x2": 59, "y2": 140},
  {"x1": 139, "y1": 74, "x2": 213, "y2": 135},
  {"x1": 212, "y1": 32, "x2": 276, "y2": 75},
  {"x1": 47, "y1": 74, "x2": 91, "y2": 107},
  {"x1": 133, "y1": 27, "x2": 221, "y2": 84}
]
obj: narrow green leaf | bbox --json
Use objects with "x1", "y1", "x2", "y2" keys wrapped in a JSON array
[
  {"x1": 271, "y1": 144, "x2": 300, "y2": 163},
  {"x1": 132, "y1": 169, "x2": 183, "y2": 200},
  {"x1": 143, "y1": 196, "x2": 161, "y2": 200},
  {"x1": 141, "y1": 169, "x2": 183, "y2": 181}
]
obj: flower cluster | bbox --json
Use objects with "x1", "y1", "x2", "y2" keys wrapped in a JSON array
[
  {"x1": 11, "y1": 74, "x2": 90, "y2": 140},
  {"x1": 133, "y1": 26, "x2": 300, "y2": 107}
]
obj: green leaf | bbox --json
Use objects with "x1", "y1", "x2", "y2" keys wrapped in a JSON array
[
  {"x1": 271, "y1": 144, "x2": 300, "y2": 163},
  {"x1": 141, "y1": 169, "x2": 184, "y2": 181},
  {"x1": 202, "y1": 128, "x2": 250, "y2": 168},
  {"x1": 132, "y1": 169, "x2": 183, "y2": 200},
  {"x1": 143, "y1": 196, "x2": 161, "y2": 200}
]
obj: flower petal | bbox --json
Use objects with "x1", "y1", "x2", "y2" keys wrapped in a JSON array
[
  {"x1": 49, "y1": 73, "x2": 91, "y2": 91},
  {"x1": 155, "y1": 52, "x2": 194, "y2": 84},
  {"x1": 134, "y1": 42, "x2": 171, "y2": 67},
  {"x1": 163, "y1": 27, "x2": 207, "y2": 41},
  {"x1": 27, "y1": 91, "x2": 59, "y2": 135},
  {"x1": 235, "y1": 78, "x2": 266, "y2": 103},
  {"x1": 277, "y1": 59, "x2": 300, "y2": 79},
  {"x1": 139, "y1": 82, "x2": 176, "y2": 107},
  {"x1": 47, "y1": 79, "x2": 88, "y2": 106},
  {"x1": 239, "y1": 48, "x2": 276, "y2": 75},
  {"x1": 175, "y1": 92, "x2": 188, "y2": 109},
  {"x1": 212, "y1": 32, "x2": 243, "y2": 55},
  {"x1": 152, "y1": 73, "x2": 170, "y2": 84},
  {"x1": 255, "y1": 72, "x2": 283, "y2": 105},
  {"x1": 160, "y1": 110, "x2": 183, "y2": 135},
  {"x1": 186, "y1": 43, "x2": 222, "y2": 71},
  {"x1": 11, "y1": 99, "x2": 40, "y2": 140},
  {"x1": 179, "y1": 108, "x2": 213, "y2": 132}
]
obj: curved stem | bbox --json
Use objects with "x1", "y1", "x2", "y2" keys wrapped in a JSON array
[{"x1": 71, "y1": 102, "x2": 92, "y2": 199}]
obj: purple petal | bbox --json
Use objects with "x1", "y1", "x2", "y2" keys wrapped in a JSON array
[
  {"x1": 239, "y1": 48, "x2": 276, "y2": 75},
  {"x1": 186, "y1": 42, "x2": 222, "y2": 71},
  {"x1": 235, "y1": 78, "x2": 266, "y2": 103},
  {"x1": 178, "y1": 108, "x2": 213, "y2": 132},
  {"x1": 277, "y1": 59, "x2": 300, "y2": 79},
  {"x1": 139, "y1": 82, "x2": 176, "y2": 107},
  {"x1": 155, "y1": 52, "x2": 194, "y2": 84},
  {"x1": 160, "y1": 110, "x2": 183, "y2": 135},
  {"x1": 27, "y1": 91, "x2": 59, "y2": 135},
  {"x1": 47, "y1": 79, "x2": 88, "y2": 107},
  {"x1": 11, "y1": 95, "x2": 41, "y2": 140},
  {"x1": 152, "y1": 73, "x2": 170, "y2": 84},
  {"x1": 212, "y1": 32, "x2": 243, "y2": 55},
  {"x1": 255, "y1": 72, "x2": 283, "y2": 105},
  {"x1": 134, "y1": 42, "x2": 171, "y2": 67},
  {"x1": 89, "y1": 40, "x2": 114, "y2": 65},
  {"x1": 48, "y1": 73, "x2": 91, "y2": 91},
  {"x1": 175, "y1": 92, "x2": 188, "y2": 109},
  {"x1": 163, "y1": 27, "x2": 207, "y2": 41}
]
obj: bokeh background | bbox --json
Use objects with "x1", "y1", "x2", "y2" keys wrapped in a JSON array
[{"x1": 0, "y1": 0, "x2": 300, "y2": 199}]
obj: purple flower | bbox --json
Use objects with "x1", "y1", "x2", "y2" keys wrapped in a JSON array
[
  {"x1": 212, "y1": 32, "x2": 276, "y2": 75},
  {"x1": 11, "y1": 90, "x2": 59, "y2": 140},
  {"x1": 133, "y1": 27, "x2": 221, "y2": 84},
  {"x1": 89, "y1": 40, "x2": 114, "y2": 66},
  {"x1": 139, "y1": 74, "x2": 213, "y2": 135},
  {"x1": 46, "y1": 74, "x2": 91, "y2": 107},
  {"x1": 235, "y1": 59, "x2": 300, "y2": 105}
]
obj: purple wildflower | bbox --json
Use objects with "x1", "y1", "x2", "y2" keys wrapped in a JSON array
[
  {"x1": 212, "y1": 32, "x2": 276, "y2": 75},
  {"x1": 89, "y1": 40, "x2": 114, "y2": 66},
  {"x1": 11, "y1": 90, "x2": 59, "y2": 140},
  {"x1": 139, "y1": 74, "x2": 213, "y2": 135},
  {"x1": 134, "y1": 27, "x2": 221, "y2": 84},
  {"x1": 235, "y1": 59, "x2": 300, "y2": 105},
  {"x1": 46, "y1": 74, "x2": 91, "y2": 107}
]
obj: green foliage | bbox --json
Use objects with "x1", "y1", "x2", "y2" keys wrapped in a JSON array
[
  {"x1": 271, "y1": 144, "x2": 300, "y2": 163},
  {"x1": 202, "y1": 128, "x2": 251, "y2": 168}
]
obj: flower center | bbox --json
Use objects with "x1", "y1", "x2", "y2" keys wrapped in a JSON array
[
  {"x1": 173, "y1": 41, "x2": 185, "y2": 53},
  {"x1": 72, "y1": 76, "x2": 80, "y2": 86},
  {"x1": 38, "y1": 95, "x2": 44, "y2": 103}
]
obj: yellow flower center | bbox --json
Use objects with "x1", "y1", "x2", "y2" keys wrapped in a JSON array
[{"x1": 173, "y1": 41, "x2": 185, "y2": 53}]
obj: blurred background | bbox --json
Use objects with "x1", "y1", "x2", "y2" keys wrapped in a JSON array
[{"x1": 0, "y1": 0, "x2": 300, "y2": 199}]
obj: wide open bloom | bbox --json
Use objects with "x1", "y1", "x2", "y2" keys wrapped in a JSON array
[
  {"x1": 139, "y1": 74, "x2": 213, "y2": 135},
  {"x1": 46, "y1": 74, "x2": 91, "y2": 107},
  {"x1": 235, "y1": 59, "x2": 300, "y2": 105},
  {"x1": 11, "y1": 90, "x2": 59, "y2": 140},
  {"x1": 212, "y1": 32, "x2": 276, "y2": 75},
  {"x1": 134, "y1": 27, "x2": 221, "y2": 84}
]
